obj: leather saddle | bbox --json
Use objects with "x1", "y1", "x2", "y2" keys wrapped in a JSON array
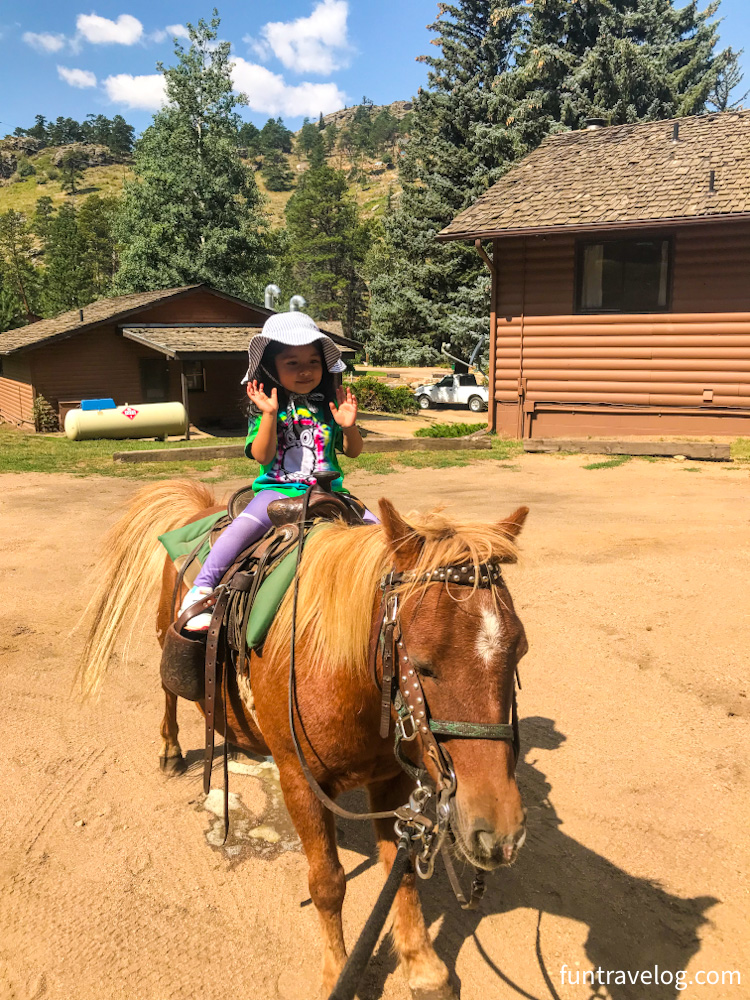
[
  {"x1": 228, "y1": 471, "x2": 366, "y2": 528},
  {"x1": 160, "y1": 474, "x2": 367, "y2": 703}
]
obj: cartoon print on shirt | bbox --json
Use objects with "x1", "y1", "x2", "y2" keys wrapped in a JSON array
[{"x1": 271, "y1": 407, "x2": 331, "y2": 483}]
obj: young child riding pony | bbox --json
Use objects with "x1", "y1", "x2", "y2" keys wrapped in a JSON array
[{"x1": 179, "y1": 311, "x2": 378, "y2": 630}]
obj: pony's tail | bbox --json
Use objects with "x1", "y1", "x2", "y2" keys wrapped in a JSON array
[{"x1": 76, "y1": 479, "x2": 215, "y2": 700}]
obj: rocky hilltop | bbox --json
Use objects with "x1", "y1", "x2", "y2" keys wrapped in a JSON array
[{"x1": 315, "y1": 100, "x2": 413, "y2": 131}]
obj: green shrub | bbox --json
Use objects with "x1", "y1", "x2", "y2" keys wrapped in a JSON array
[
  {"x1": 46, "y1": 167, "x2": 60, "y2": 181},
  {"x1": 349, "y1": 375, "x2": 418, "y2": 414},
  {"x1": 32, "y1": 395, "x2": 59, "y2": 432},
  {"x1": 17, "y1": 157, "x2": 36, "y2": 177},
  {"x1": 414, "y1": 421, "x2": 486, "y2": 438}
]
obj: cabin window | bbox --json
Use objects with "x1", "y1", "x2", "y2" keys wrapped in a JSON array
[
  {"x1": 183, "y1": 361, "x2": 206, "y2": 393},
  {"x1": 576, "y1": 238, "x2": 671, "y2": 313},
  {"x1": 139, "y1": 358, "x2": 169, "y2": 402}
]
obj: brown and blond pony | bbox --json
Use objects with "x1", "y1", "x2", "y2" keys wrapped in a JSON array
[{"x1": 79, "y1": 481, "x2": 529, "y2": 998}]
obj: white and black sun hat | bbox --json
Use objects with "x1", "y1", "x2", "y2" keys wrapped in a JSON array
[{"x1": 241, "y1": 312, "x2": 346, "y2": 384}]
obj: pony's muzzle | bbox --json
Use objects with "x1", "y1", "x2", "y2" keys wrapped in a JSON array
[{"x1": 470, "y1": 811, "x2": 527, "y2": 867}]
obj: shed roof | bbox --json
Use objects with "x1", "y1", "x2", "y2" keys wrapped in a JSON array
[
  {"x1": 439, "y1": 111, "x2": 750, "y2": 242},
  {"x1": 122, "y1": 324, "x2": 360, "y2": 356}
]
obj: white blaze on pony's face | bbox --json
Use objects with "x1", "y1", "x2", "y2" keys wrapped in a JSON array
[{"x1": 476, "y1": 606, "x2": 504, "y2": 666}]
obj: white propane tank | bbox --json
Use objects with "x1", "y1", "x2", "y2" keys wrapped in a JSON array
[{"x1": 64, "y1": 402, "x2": 187, "y2": 441}]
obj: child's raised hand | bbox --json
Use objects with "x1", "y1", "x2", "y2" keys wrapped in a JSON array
[
  {"x1": 330, "y1": 386, "x2": 358, "y2": 428},
  {"x1": 247, "y1": 380, "x2": 278, "y2": 415}
]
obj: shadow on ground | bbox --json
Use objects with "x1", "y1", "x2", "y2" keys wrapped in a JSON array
[{"x1": 334, "y1": 717, "x2": 718, "y2": 1000}]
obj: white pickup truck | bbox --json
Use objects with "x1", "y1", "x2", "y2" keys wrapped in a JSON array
[{"x1": 414, "y1": 373, "x2": 489, "y2": 412}]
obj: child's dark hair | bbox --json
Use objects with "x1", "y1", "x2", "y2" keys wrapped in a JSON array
[{"x1": 246, "y1": 340, "x2": 337, "y2": 417}]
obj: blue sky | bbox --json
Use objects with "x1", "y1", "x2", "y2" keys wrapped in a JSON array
[{"x1": 1, "y1": 1, "x2": 748, "y2": 135}]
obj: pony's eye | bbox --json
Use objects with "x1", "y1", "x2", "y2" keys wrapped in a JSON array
[{"x1": 412, "y1": 660, "x2": 436, "y2": 679}]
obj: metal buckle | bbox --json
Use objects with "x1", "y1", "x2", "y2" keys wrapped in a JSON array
[
  {"x1": 396, "y1": 712, "x2": 418, "y2": 742},
  {"x1": 384, "y1": 591, "x2": 399, "y2": 624}
]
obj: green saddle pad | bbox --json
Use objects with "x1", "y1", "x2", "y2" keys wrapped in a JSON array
[
  {"x1": 246, "y1": 547, "x2": 298, "y2": 650},
  {"x1": 158, "y1": 510, "x2": 227, "y2": 569},
  {"x1": 159, "y1": 514, "x2": 307, "y2": 650}
]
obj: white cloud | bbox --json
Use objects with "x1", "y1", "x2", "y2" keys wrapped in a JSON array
[
  {"x1": 57, "y1": 65, "x2": 97, "y2": 88},
  {"x1": 23, "y1": 31, "x2": 67, "y2": 53},
  {"x1": 246, "y1": 0, "x2": 351, "y2": 76},
  {"x1": 166, "y1": 23, "x2": 190, "y2": 40},
  {"x1": 103, "y1": 72, "x2": 166, "y2": 109},
  {"x1": 76, "y1": 13, "x2": 143, "y2": 45},
  {"x1": 232, "y1": 58, "x2": 346, "y2": 117}
]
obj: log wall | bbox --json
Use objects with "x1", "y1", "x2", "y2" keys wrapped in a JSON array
[
  {"x1": 0, "y1": 355, "x2": 34, "y2": 427},
  {"x1": 492, "y1": 221, "x2": 750, "y2": 437}
]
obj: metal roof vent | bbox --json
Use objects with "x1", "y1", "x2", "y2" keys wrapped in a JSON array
[
  {"x1": 264, "y1": 283, "x2": 280, "y2": 310},
  {"x1": 672, "y1": 122, "x2": 680, "y2": 142},
  {"x1": 585, "y1": 117, "x2": 607, "y2": 130},
  {"x1": 289, "y1": 295, "x2": 307, "y2": 312}
]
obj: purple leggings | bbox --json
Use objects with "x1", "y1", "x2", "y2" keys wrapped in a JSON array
[{"x1": 194, "y1": 489, "x2": 379, "y2": 589}]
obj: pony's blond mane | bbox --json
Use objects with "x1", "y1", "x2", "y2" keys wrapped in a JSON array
[{"x1": 263, "y1": 508, "x2": 518, "y2": 678}]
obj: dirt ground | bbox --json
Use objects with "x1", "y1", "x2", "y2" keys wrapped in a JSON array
[{"x1": 1, "y1": 456, "x2": 748, "y2": 1000}]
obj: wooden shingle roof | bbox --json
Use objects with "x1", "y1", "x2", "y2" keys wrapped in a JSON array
[
  {"x1": 0, "y1": 286, "x2": 203, "y2": 354},
  {"x1": 123, "y1": 324, "x2": 361, "y2": 355},
  {"x1": 122, "y1": 326, "x2": 263, "y2": 356},
  {"x1": 439, "y1": 111, "x2": 750, "y2": 242}
]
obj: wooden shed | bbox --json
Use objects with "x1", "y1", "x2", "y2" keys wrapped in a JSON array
[
  {"x1": 439, "y1": 111, "x2": 750, "y2": 438},
  {"x1": 0, "y1": 284, "x2": 358, "y2": 432}
]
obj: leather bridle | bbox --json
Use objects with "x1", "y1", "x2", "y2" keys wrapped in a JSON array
[{"x1": 284, "y1": 490, "x2": 521, "y2": 907}]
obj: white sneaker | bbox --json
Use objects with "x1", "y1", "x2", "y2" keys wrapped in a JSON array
[{"x1": 178, "y1": 585, "x2": 214, "y2": 632}]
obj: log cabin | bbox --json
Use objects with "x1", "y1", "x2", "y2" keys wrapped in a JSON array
[
  {"x1": 0, "y1": 284, "x2": 357, "y2": 432},
  {"x1": 439, "y1": 111, "x2": 750, "y2": 438}
]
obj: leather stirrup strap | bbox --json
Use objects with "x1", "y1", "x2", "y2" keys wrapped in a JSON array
[{"x1": 204, "y1": 586, "x2": 231, "y2": 796}]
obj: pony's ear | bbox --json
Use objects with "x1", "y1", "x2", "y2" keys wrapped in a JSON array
[
  {"x1": 378, "y1": 498, "x2": 424, "y2": 568},
  {"x1": 499, "y1": 505, "x2": 529, "y2": 540}
]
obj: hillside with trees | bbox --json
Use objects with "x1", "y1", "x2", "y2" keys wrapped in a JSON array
[{"x1": 0, "y1": 2, "x2": 742, "y2": 353}]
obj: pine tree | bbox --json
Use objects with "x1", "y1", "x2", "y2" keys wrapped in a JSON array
[
  {"x1": 260, "y1": 117, "x2": 294, "y2": 154},
  {"x1": 42, "y1": 203, "x2": 93, "y2": 315},
  {"x1": 298, "y1": 117, "x2": 320, "y2": 156},
  {"x1": 707, "y1": 47, "x2": 748, "y2": 111},
  {"x1": 113, "y1": 13, "x2": 269, "y2": 299},
  {"x1": 261, "y1": 150, "x2": 295, "y2": 192},
  {"x1": 32, "y1": 197, "x2": 56, "y2": 247},
  {"x1": 285, "y1": 163, "x2": 371, "y2": 334},
  {"x1": 368, "y1": 1, "x2": 525, "y2": 363},
  {"x1": 0, "y1": 261, "x2": 29, "y2": 332},
  {"x1": 0, "y1": 210, "x2": 40, "y2": 318},
  {"x1": 78, "y1": 195, "x2": 119, "y2": 296},
  {"x1": 514, "y1": 0, "x2": 727, "y2": 143},
  {"x1": 59, "y1": 149, "x2": 86, "y2": 194},
  {"x1": 109, "y1": 115, "x2": 135, "y2": 155},
  {"x1": 238, "y1": 121, "x2": 262, "y2": 158}
]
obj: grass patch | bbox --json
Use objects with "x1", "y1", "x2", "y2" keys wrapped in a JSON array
[
  {"x1": 0, "y1": 425, "x2": 522, "y2": 480},
  {"x1": 414, "y1": 421, "x2": 486, "y2": 439},
  {"x1": 681, "y1": 467, "x2": 702, "y2": 472},
  {"x1": 0, "y1": 425, "x2": 245, "y2": 478},
  {"x1": 731, "y1": 437, "x2": 750, "y2": 462},
  {"x1": 583, "y1": 455, "x2": 632, "y2": 470}
]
